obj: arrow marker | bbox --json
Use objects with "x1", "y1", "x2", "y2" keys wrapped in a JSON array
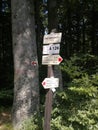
[
  {"x1": 42, "y1": 55, "x2": 63, "y2": 65},
  {"x1": 42, "y1": 77, "x2": 59, "y2": 89},
  {"x1": 58, "y1": 57, "x2": 63, "y2": 62},
  {"x1": 42, "y1": 81, "x2": 46, "y2": 86}
]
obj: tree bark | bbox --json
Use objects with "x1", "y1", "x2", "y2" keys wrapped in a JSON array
[{"x1": 11, "y1": 0, "x2": 39, "y2": 129}]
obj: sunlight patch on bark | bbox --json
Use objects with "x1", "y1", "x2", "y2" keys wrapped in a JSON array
[{"x1": 27, "y1": 70, "x2": 35, "y2": 78}]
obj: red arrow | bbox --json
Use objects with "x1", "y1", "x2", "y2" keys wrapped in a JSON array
[
  {"x1": 58, "y1": 56, "x2": 63, "y2": 63},
  {"x1": 42, "y1": 81, "x2": 46, "y2": 86},
  {"x1": 31, "y1": 61, "x2": 37, "y2": 66}
]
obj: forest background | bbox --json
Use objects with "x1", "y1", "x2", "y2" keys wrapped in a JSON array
[{"x1": 0, "y1": 0, "x2": 98, "y2": 130}]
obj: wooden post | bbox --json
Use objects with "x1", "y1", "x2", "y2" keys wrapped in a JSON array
[
  {"x1": 43, "y1": 29, "x2": 62, "y2": 130},
  {"x1": 43, "y1": 65, "x2": 54, "y2": 130}
]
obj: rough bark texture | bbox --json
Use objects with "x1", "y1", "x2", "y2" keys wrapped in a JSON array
[{"x1": 11, "y1": 0, "x2": 39, "y2": 129}]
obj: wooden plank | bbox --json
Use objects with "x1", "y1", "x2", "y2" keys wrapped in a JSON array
[
  {"x1": 43, "y1": 44, "x2": 60, "y2": 54},
  {"x1": 43, "y1": 33, "x2": 62, "y2": 44},
  {"x1": 42, "y1": 55, "x2": 63, "y2": 65},
  {"x1": 42, "y1": 77, "x2": 59, "y2": 89}
]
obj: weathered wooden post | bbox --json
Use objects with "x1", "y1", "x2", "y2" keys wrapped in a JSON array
[{"x1": 42, "y1": 31, "x2": 62, "y2": 130}]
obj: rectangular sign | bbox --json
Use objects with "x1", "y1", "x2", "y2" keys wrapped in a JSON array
[
  {"x1": 42, "y1": 77, "x2": 59, "y2": 89},
  {"x1": 43, "y1": 44, "x2": 60, "y2": 55},
  {"x1": 42, "y1": 55, "x2": 63, "y2": 65},
  {"x1": 43, "y1": 33, "x2": 62, "y2": 44}
]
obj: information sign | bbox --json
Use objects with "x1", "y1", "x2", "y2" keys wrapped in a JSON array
[
  {"x1": 42, "y1": 77, "x2": 59, "y2": 89},
  {"x1": 43, "y1": 33, "x2": 62, "y2": 44},
  {"x1": 43, "y1": 44, "x2": 60, "y2": 55},
  {"x1": 42, "y1": 55, "x2": 63, "y2": 65}
]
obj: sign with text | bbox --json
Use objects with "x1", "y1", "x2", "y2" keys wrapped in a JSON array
[
  {"x1": 42, "y1": 55, "x2": 63, "y2": 65},
  {"x1": 42, "y1": 77, "x2": 59, "y2": 89},
  {"x1": 43, "y1": 33, "x2": 62, "y2": 44},
  {"x1": 43, "y1": 44, "x2": 60, "y2": 55}
]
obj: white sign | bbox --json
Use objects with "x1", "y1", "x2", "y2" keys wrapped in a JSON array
[
  {"x1": 43, "y1": 33, "x2": 62, "y2": 44},
  {"x1": 43, "y1": 44, "x2": 60, "y2": 55},
  {"x1": 42, "y1": 77, "x2": 59, "y2": 89},
  {"x1": 42, "y1": 55, "x2": 63, "y2": 65}
]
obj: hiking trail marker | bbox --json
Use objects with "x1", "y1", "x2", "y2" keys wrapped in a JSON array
[
  {"x1": 42, "y1": 31, "x2": 63, "y2": 130},
  {"x1": 43, "y1": 43, "x2": 60, "y2": 55},
  {"x1": 42, "y1": 32, "x2": 63, "y2": 65},
  {"x1": 42, "y1": 55, "x2": 63, "y2": 65},
  {"x1": 42, "y1": 77, "x2": 59, "y2": 89},
  {"x1": 43, "y1": 32, "x2": 62, "y2": 44}
]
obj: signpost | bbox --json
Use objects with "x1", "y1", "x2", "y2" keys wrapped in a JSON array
[
  {"x1": 42, "y1": 31, "x2": 62, "y2": 130},
  {"x1": 43, "y1": 65, "x2": 54, "y2": 130},
  {"x1": 42, "y1": 55, "x2": 63, "y2": 65},
  {"x1": 43, "y1": 32, "x2": 62, "y2": 44},
  {"x1": 42, "y1": 77, "x2": 59, "y2": 89},
  {"x1": 43, "y1": 43, "x2": 60, "y2": 55}
]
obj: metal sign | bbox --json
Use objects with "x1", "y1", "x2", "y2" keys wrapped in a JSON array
[
  {"x1": 43, "y1": 44, "x2": 60, "y2": 55},
  {"x1": 42, "y1": 77, "x2": 59, "y2": 89},
  {"x1": 43, "y1": 33, "x2": 62, "y2": 44},
  {"x1": 42, "y1": 55, "x2": 63, "y2": 65}
]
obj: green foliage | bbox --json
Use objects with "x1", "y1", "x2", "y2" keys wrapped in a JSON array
[
  {"x1": 0, "y1": 123, "x2": 13, "y2": 130},
  {"x1": 51, "y1": 54, "x2": 98, "y2": 130},
  {"x1": 60, "y1": 54, "x2": 98, "y2": 86},
  {"x1": 20, "y1": 114, "x2": 43, "y2": 130},
  {"x1": 0, "y1": 107, "x2": 13, "y2": 130},
  {"x1": 10, "y1": 53, "x2": 98, "y2": 130},
  {"x1": 0, "y1": 89, "x2": 13, "y2": 99}
]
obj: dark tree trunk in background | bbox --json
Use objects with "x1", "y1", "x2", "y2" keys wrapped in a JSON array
[
  {"x1": 48, "y1": 0, "x2": 58, "y2": 32},
  {"x1": 82, "y1": 17, "x2": 86, "y2": 53},
  {"x1": 91, "y1": 1, "x2": 96, "y2": 55},
  {"x1": 0, "y1": 0, "x2": 13, "y2": 93},
  {"x1": 11, "y1": 0, "x2": 39, "y2": 129},
  {"x1": 34, "y1": 0, "x2": 43, "y2": 64}
]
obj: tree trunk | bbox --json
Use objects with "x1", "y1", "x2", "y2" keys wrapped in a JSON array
[
  {"x1": 11, "y1": 0, "x2": 39, "y2": 129},
  {"x1": 48, "y1": 0, "x2": 58, "y2": 32},
  {"x1": 91, "y1": 1, "x2": 96, "y2": 55}
]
